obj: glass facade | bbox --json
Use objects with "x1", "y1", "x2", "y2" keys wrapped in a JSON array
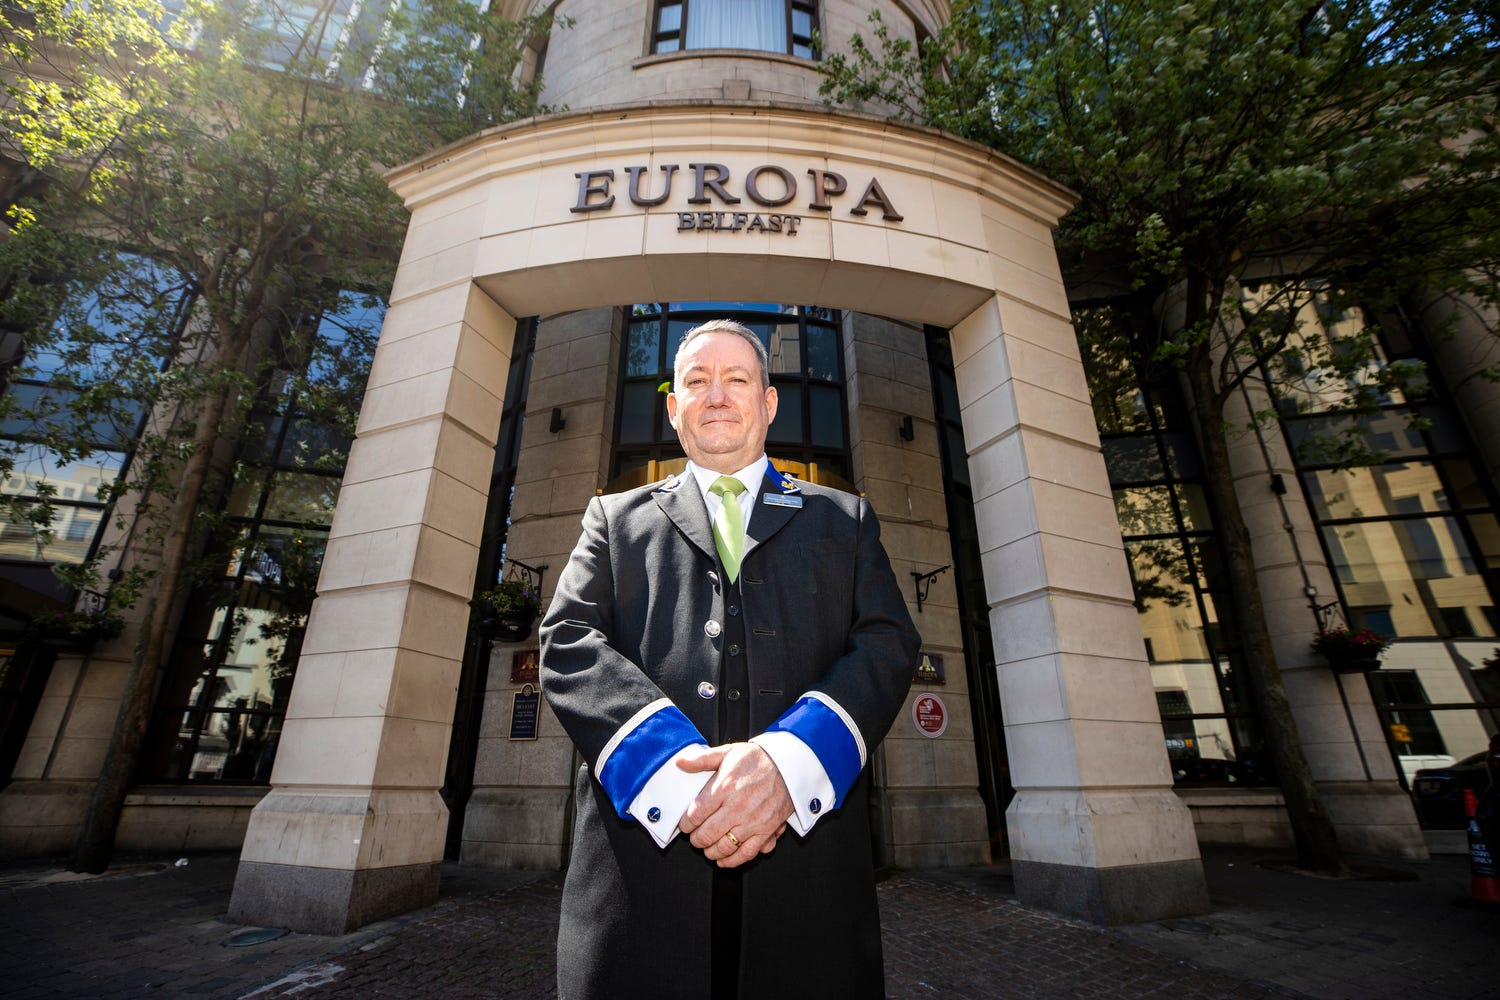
[
  {"x1": 139, "y1": 291, "x2": 382, "y2": 784},
  {"x1": 1271, "y1": 286, "x2": 1500, "y2": 798},
  {"x1": 0, "y1": 255, "x2": 191, "y2": 567},
  {"x1": 1079, "y1": 306, "x2": 1272, "y2": 786},
  {"x1": 613, "y1": 302, "x2": 849, "y2": 487}
]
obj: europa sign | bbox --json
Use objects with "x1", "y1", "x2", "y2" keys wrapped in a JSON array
[{"x1": 570, "y1": 162, "x2": 903, "y2": 235}]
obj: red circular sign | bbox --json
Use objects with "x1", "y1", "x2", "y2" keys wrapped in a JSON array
[{"x1": 913, "y1": 694, "x2": 947, "y2": 738}]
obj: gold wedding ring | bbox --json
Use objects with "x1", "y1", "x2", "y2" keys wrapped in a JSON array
[{"x1": 725, "y1": 830, "x2": 741, "y2": 848}]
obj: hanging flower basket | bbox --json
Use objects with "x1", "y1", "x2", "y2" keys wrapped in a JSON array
[
  {"x1": 1311, "y1": 627, "x2": 1390, "y2": 673},
  {"x1": 474, "y1": 579, "x2": 541, "y2": 643},
  {"x1": 486, "y1": 612, "x2": 537, "y2": 643},
  {"x1": 27, "y1": 608, "x2": 127, "y2": 650}
]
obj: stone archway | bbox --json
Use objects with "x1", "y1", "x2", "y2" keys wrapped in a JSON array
[{"x1": 228, "y1": 105, "x2": 1208, "y2": 933}]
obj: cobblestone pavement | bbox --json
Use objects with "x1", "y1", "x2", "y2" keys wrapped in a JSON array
[{"x1": 1, "y1": 847, "x2": 1495, "y2": 999}]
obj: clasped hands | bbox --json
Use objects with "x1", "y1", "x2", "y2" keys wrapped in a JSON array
[{"x1": 676, "y1": 742, "x2": 793, "y2": 869}]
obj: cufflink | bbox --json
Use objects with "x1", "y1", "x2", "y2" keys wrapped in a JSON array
[
  {"x1": 809, "y1": 798, "x2": 822, "y2": 815},
  {"x1": 647, "y1": 807, "x2": 662, "y2": 823}
]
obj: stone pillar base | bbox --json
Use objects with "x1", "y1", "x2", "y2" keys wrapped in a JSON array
[
  {"x1": 886, "y1": 787, "x2": 990, "y2": 868},
  {"x1": 228, "y1": 859, "x2": 440, "y2": 934},
  {"x1": 1012, "y1": 856, "x2": 1211, "y2": 926},
  {"x1": 459, "y1": 786, "x2": 572, "y2": 869},
  {"x1": 1321, "y1": 780, "x2": 1429, "y2": 860},
  {"x1": 1007, "y1": 787, "x2": 1210, "y2": 925},
  {"x1": 229, "y1": 788, "x2": 448, "y2": 934},
  {"x1": 0, "y1": 780, "x2": 91, "y2": 859}
]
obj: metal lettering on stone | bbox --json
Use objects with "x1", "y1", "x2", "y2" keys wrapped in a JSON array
[{"x1": 568, "y1": 160, "x2": 904, "y2": 235}]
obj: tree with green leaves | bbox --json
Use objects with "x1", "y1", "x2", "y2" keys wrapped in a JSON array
[
  {"x1": 821, "y1": 0, "x2": 1499, "y2": 873},
  {"x1": 0, "y1": 0, "x2": 555, "y2": 872}
]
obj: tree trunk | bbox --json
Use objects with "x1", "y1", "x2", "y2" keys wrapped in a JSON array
[
  {"x1": 69, "y1": 359, "x2": 242, "y2": 874},
  {"x1": 1183, "y1": 346, "x2": 1349, "y2": 876}
]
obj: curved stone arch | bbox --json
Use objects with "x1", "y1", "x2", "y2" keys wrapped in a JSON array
[{"x1": 228, "y1": 105, "x2": 1210, "y2": 934}]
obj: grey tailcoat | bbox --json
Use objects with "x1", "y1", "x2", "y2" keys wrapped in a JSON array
[{"x1": 540, "y1": 465, "x2": 920, "y2": 999}]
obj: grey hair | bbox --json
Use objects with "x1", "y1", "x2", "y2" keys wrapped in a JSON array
[{"x1": 673, "y1": 319, "x2": 770, "y2": 390}]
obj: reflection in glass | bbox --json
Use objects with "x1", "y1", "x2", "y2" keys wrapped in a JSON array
[
  {"x1": 768, "y1": 379, "x2": 802, "y2": 445},
  {"x1": 1103, "y1": 437, "x2": 1163, "y2": 484},
  {"x1": 615, "y1": 302, "x2": 847, "y2": 509},
  {"x1": 626, "y1": 321, "x2": 661, "y2": 377},
  {"x1": 162, "y1": 708, "x2": 282, "y2": 783},
  {"x1": 1128, "y1": 538, "x2": 1207, "y2": 661},
  {"x1": 765, "y1": 322, "x2": 801, "y2": 374},
  {"x1": 1151, "y1": 662, "x2": 1225, "y2": 716},
  {"x1": 1167, "y1": 716, "x2": 1274, "y2": 784},
  {"x1": 1092, "y1": 312, "x2": 1267, "y2": 787},
  {"x1": 806, "y1": 326, "x2": 839, "y2": 382},
  {"x1": 141, "y1": 286, "x2": 374, "y2": 786},
  {"x1": 1175, "y1": 483, "x2": 1214, "y2": 532},
  {"x1": 1, "y1": 448, "x2": 122, "y2": 505},
  {"x1": 1114, "y1": 486, "x2": 1177, "y2": 538},
  {"x1": 619, "y1": 383, "x2": 660, "y2": 444},
  {"x1": 261, "y1": 471, "x2": 339, "y2": 524},
  {"x1": 1322, "y1": 518, "x2": 1495, "y2": 637},
  {"x1": 1470, "y1": 513, "x2": 1499, "y2": 568},
  {"x1": 0, "y1": 447, "x2": 123, "y2": 563},
  {"x1": 808, "y1": 385, "x2": 843, "y2": 450},
  {"x1": 1303, "y1": 462, "x2": 1452, "y2": 521},
  {"x1": 1288, "y1": 409, "x2": 1428, "y2": 465}
]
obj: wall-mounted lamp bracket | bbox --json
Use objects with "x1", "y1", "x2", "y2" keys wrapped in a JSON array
[
  {"x1": 898, "y1": 415, "x2": 914, "y2": 441},
  {"x1": 506, "y1": 558, "x2": 549, "y2": 596},
  {"x1": 549, "y1": 407, "x2": 566, "y2": 433},
  {"x1": 1312, "y1": 598, "x2": 1346, "y2": 633},
  {"x1": 911, "y1": 565, "x2": 949, "y2": 614}
]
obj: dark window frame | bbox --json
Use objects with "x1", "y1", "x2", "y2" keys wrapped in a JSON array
[
  {"x1": 649, "y1": 0, "x2": 819, "y2": 59},
  {"x1": 1081, "y1": 303, "x2": 1273, "y2": 788},
  {"x1": 0, "y1": 252, "x2": 193, "y2": 570},
  {"x1": 139, "y1": 289, "x2": 383, "y2": 786},
  {"x1": 612, "y1": 302, "x2": 849, "y2": 484}
]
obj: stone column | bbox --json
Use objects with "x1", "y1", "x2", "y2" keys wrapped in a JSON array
[
  {"x1": 1210, "y1": 326, "x2": 1427, "y2": 859},
  {"x1": 1161, "y1": 286, "x2": 1426, "y2": 859},
  {"x1": 460, "y1": 307, "x2": 619, "y2": 868},
  {"x1": 228, "y1": 281, "x2": 514, "y2": 934},
  {"x1": 845, "y1": 312, "x2": 989, "y2": 867},
  {"x1": 954, "y1": 293, "x2": 1210, "y2": 924},
  {"x1": 1420, "y1": 291, "x2": 1500, "y2": 493}
]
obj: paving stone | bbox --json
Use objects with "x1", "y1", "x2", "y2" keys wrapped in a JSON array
[{"x1": 1, "y1": 848, "x2": 1495, "y2": 999}]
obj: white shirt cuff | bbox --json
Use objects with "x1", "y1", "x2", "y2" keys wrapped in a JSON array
[
  {"x1": 627, "y1": 744, "x2": 713, "y2": 848},
  {"x1": 750, "y1": 730, "x2": 835, "y2": 836}
]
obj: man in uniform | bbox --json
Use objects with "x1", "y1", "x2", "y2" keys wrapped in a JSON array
[{"x1": 540, "y1": 319, "x2": 920, "y2": 999}]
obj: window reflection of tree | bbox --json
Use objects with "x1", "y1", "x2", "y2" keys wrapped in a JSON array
[
  {"x1": 143, "y1": 290, "x2": 378, "y2": 784},
  {"x1": 1081, "y1": 302, "x2": 1272, "y2": 786}
]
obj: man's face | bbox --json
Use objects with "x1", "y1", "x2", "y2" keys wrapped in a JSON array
[{"x1": 667, "y1": 331, "x2": 778, "y2": 475}]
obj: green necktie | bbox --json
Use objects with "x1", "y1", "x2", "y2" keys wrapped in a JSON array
[{"x1": 710, "y1": 476, "x2": 747, "y2": 584}]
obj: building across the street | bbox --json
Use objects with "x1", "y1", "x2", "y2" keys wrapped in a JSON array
[{"x1": 1, "y1": 0, "x2": 1496, "y2": 936}]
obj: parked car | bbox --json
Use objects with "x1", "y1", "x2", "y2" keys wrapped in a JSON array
[{"x1": 1411, "y1": 750, "x2": 1494, "y2": 829}]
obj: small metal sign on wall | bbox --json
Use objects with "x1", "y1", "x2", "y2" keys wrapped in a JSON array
[
  {"x1": 510, "y1": 648, "x2": 539, "y2": 684},
  {"x1": 510, "y1": 684, "x2": 541, "y2": 741},
  {"x1": 912, "y1": 693, "x2": 948, "y2": 739},
  {"x1": 913, "y1": 652, "x2": 946, "y2": 685}
]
